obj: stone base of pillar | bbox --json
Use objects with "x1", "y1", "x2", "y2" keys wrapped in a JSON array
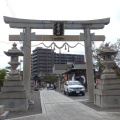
[
  {"x1": 94, "y1": 93, "x2": 120, "y2": 108},
  {"x1": 94, "y1": 77, "x2": 120, "y2": 108},
  {"x1": 0, "y1": 76, "x2": 28, "y2": 111}
]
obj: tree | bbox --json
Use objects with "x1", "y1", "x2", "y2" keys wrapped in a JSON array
[
  {"x1": 42, "y1": 74, "x2": 58, "y2": 83},
  {"x1": 92, "y1": 43, "x2": 105, "y2": 78},
  {"x1": 110, "y1": 39, "x2": 120, "y2": 67},
  {"x1": 110, "y1": 39, "x2": 120, "y2": 78},
  {"x1": 0, "y1": 69, "x2": 6, "y2": 91}
]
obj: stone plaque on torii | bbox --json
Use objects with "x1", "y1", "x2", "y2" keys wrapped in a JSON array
[{"x1": 4, "y1": 16, "x2": 110, "y2": 102}]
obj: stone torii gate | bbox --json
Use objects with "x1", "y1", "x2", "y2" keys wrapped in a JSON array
[{"x1": 4, "y1": 16, "x2": 110, "y2": 102}]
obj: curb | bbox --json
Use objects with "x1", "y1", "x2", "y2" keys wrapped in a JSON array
[{"x1": 40, "y1": 90, "x2": 46, "y2": 114}]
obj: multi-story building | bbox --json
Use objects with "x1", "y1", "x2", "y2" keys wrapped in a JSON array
[
  {"x1": 31, "y1": 47, "x2": 85, "y2": 77},
  {"x1": 54, "y1": 53, "x2": 84, "y2": 64},
  {"x1": 31, "y1": 47, "x2": 54, "y2": 77}
]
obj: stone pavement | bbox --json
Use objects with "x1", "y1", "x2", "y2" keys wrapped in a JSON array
[{"x1": 6, "y1": 90, "x2": 120, "y2": 120}]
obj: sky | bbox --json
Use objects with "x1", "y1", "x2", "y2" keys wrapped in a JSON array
[{"x1": 0, "y1": 0, "x2": 120, "y2": 69}]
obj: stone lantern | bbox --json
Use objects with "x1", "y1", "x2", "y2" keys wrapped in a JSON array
[
  {"x1": 94, "y1": 43, "x2": 120, "y2": 108},
  {"x1": 98, "y1": 43, "x2": 118, "y2": 79},
  {"x1": 0, "y1": 43, "x2": 28, "y2": 111},
  {"x1": 4, "y1": 42, "x2": 23, "y2": 76}
]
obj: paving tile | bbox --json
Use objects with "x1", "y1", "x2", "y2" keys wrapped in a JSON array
[{"x1": 6, "y1": 90, "x2": 120, "y2": 120}]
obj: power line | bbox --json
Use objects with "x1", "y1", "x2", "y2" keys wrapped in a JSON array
[
  {"x1": 5, "y1": 0, "x2": 16, "y2": 17},
  {"x1": 4, "y1": 0, "x2": 25, "y2": 49}
]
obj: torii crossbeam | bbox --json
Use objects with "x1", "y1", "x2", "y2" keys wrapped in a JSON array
[{"x1": 9, "y1": 34, "x2": 105, "y2": 41}]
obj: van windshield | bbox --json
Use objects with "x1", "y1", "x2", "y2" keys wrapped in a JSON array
[{"x1": 68, "y1": 81, "x2": 81, "y2": 85}]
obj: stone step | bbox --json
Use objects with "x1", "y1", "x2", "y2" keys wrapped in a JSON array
[
  {"x1": 0, "y1": 105, "x2": 4, "y2": 115},
  {"x1": 0, "y1": 92, "x2": 27, "y2": 99},
  {"x1": 101, "y1": 73, "x2": 117, "y2": 79},
  {"x1": 7, "y1": 76, "x2": 21, "y2": 80},
  {"x1": 96, "y1": 84, "x2": 120, "y2": 90},
  {"x1": 1, "y1": 86, "x2": 25, "y2": 92},
  {"x1": 98, "y1": 79, "x2": 120, "y2": 84},
  {"x1": 94, "y1": 89, "x2": 120, "y2": 95},
  {"x1": 0, "y1": 111, "x2": 9, "y2": 120},
  {"x1": 3, "y1": 81, "x2": 24, "y2": 87}
]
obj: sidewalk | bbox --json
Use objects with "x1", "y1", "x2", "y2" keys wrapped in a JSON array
[{"x1": 6, "y1": 89, "x2": 120, "y2": 120}]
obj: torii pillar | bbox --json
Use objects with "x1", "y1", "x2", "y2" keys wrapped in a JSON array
[
  {"x1": 23, "y1": 28, "x2": 31, "y2": 99},
  {"x1": 4, "y1": 16, "x2": 110, "y2": 102}
]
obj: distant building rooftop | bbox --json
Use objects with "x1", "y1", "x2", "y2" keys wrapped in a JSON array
[
  {"x1": 62, "y1": 64, "x2": 87, "y2": 74},
  {"x1": 53, "y1": 64, "x2": 73, "y2": 75}
]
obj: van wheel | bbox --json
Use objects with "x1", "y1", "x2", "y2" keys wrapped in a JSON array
[
  {"x1": 67, "y1": 90, "x2": 70, "y2": 96},
  {"x1": 64, "y1": 90, "x2": 66, "y2": 95},
  {"x1": 81, "y1": 92, "x2": 85, "y2": 96}
]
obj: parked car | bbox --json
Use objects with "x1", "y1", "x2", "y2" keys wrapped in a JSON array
[{"x1": 64, "y1": 80, "x2": 85, "y2": 96}]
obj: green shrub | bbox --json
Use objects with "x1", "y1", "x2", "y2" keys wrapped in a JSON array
[{"x1": 0, "y1": 69, "x2": 6, "y2": 87}]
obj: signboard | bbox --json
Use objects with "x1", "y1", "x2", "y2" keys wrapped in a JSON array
[{"x1": 53, "y1": 22, "x2": 64, "y2": 39}]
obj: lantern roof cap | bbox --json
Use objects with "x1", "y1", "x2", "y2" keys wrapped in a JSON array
[
  {"x1": 98, "y1": 43, "x2": 118, "y2": 55},
  {"x1": 4, "y1": 42, "x2": 23, "y2": 56}
]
